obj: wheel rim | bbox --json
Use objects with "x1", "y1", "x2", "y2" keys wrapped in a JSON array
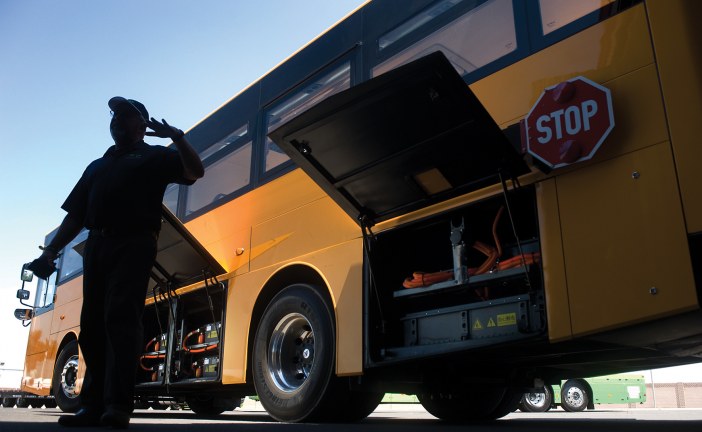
[
  {"x1": 268, "y1": 312, "x2": 315, "y2": 393},
  {"x1": 61, "y1": 355, "x2": 79, "y2": 399},
  {"x1": 564, "y1": 387, "x2": 584, "y2": 409},
  {"x1": 526, "y1": 392, "x2": 547, "y2": 408}
]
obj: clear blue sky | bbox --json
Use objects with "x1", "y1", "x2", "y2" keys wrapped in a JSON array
[
  {"x1": 0, "y1": 0, "x2": 365, "y2": 382},
  {"x1": 1, "y1": 0, "x2": 700, "y2": 388}
]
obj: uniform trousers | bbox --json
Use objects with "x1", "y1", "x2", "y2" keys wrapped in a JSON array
[{"x1": 78, "y1": 231, "x2": 157, "y2": 413}]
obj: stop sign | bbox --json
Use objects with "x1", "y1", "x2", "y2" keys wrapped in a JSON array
[{"x1": 525, "y1": 76, "x2": 614, "y2": 169}]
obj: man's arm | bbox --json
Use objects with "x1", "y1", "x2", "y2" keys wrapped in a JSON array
[
  {"x1": 146, "y1": 118, "x2": 204, "y2": 181},
  {"x1": 39, "y1": 213, "x2": 84, "y2": 263},
  {"x1": 172, "y1": 134, "x2": 204, "y2": 181}
]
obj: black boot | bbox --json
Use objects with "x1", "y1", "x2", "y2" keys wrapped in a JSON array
[
  {"x1": 101, "y1": 407, "x2": 130, "y2": 429},
  {"x1": 58, "y1": 408, "x2": 103, "y2": 427}
]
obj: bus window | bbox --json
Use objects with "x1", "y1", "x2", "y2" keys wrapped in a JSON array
[
  {"x1": 373, "y1": 0, "x2": 517, "y2": 78},
  {"x1": 538, "y1": 0, "x2": 614, "y2": 35},
  {"x1": 185, "y1": 124, "x2": 252, "y2": 216},
  {"x1": 163, "y1": 183, "x2": 179, "y2": 215},
  {"x1": 264, "y1": 61, "x2": 352, "y2": 172},
  {"x1": 58, "y1": 229, "x2": 88, "y2": 283},
  {"x1": 34, "y1": 272, "x2": 57, "y2": 311},
  {"x1": 378, "y1": 0, "x2": 463, "y2": 52}
]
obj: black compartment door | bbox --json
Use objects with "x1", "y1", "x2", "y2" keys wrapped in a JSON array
[
  {"x1": 148, "y1": 205, "x2": 226, "y2": 292},
  {"x1": 268, "y1": 51, "x2": 528, "y2": 226}
]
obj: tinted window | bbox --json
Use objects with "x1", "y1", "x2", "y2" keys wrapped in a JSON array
[
  {"x1": 185, "y1": 124, "x2": 252, "y2": 216},
  {"x1": 265, "y1": 61, "x2": 352, "y2": 172},
  {"x1": 163, "y1": 183, "x2": 179, "y2": 215},
  {"x1": 58, "y1": 229, "x2": 88, "y2": 283},
  {"x1": 378, "y1": 0, "x2": 464, "y2": 51},
  {"x1": 374, "y1": 0, "x2": 517, "y2": 78},
  {"x1": 34, "y1": 272, "x2": 57, "y2": 311}
]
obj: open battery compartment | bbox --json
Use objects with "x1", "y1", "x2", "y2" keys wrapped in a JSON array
[
  {"x1": 365, "y1": 185, "x2": 545, "y2": 363},
  {"x1": 136, "y1": 207, "x2": 227, "y2": 389}
]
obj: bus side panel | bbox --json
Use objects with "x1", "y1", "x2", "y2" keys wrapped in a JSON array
[
  {"x1": 50, "y1": 298, "x2": 82, "y2": 335},
  {"x1": 559, "y1": 141, "x2": 696, "y2": 336},
  {"x1": 21, "y1": 275, "x2": 83, "y2": 396},
  {"x1": 587, "y1": 375, "x2": 646, "y2": 404},
  {"x1": 21, "y1": 352, "x2": 50, "y2": 396},
  {"x1": 646, "y1": 0, "x2": 702, "y2": 234},
  {"x1": 250, "y1": 196, "x2": 359, "y2": 271},
  {"x1": 185, "y1": 169, "x2": 327, "y2": 274},
  {"x1": 536, "y1": 178, "x2": 571, "y2": 342},
  {"x1": 221, "y1": 239, "x2": 364, "y2": 384}
]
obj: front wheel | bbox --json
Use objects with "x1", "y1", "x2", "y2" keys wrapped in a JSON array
[
  {"x1": 560, "y1": 380, "x2": 589, "y2": 412},
  {"x1": 52, "y1": 340, "x2": 81, "y2": 413},
  {"x1": 253, "y1": 284, "x2": 336, "y2": 422}
]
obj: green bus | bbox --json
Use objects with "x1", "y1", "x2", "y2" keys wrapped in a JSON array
[{"x1": 519, "y1": 374, "x2": 647, "y2": 412}]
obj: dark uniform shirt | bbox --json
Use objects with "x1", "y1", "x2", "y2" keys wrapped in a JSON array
[{"x1": 62, "y1": 141, "x2": 193, "y2": 232}]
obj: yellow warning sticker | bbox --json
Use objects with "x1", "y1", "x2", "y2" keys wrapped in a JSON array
[
  {"x1": 473, "y1": 319, "x2": 483, "y2": 330},
  {"x1": 487, "y1": 318, "x2": 496, "y2": 328},
  {"x1": 497, "y1": 313, "x2": 517, "y2": 327}
]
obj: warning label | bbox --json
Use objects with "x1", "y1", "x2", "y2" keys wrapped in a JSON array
[
  {"x1": 487, "y1": 318, "x2": 496, "y2": 328},
  {"x1": 497, "y1": 313, "x2": 517, "y2": 327},
  {"x1": 473, "y1": 319, "x2": 483, "y2": 330}
]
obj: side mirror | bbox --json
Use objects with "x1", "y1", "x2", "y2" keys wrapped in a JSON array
[
  {"x1": 14, "y1": 308, "x2": 33, "y2": 321},
  {"x1": 21, "y1": 263, "x2": 34, "y2": 282},
  {"x1": 17, "y1": 289, "x2": 30, "y2": 301}
]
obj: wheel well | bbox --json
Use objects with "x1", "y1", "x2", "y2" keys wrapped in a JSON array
[
  {"x1": 245, "y1": 264, "x2": 332, "y2": 383},
  {"x1": 51, "y1": 333, "x2": 78, "y2": 392}
]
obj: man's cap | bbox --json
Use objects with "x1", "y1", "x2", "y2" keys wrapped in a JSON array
[{"x1": 108, "y1": 97, "x2": 149, "y2": 121}]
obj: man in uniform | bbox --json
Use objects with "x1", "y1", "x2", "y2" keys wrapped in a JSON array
[{"x1": 36, "y1": 97, "x2": 204, "y2": 428}]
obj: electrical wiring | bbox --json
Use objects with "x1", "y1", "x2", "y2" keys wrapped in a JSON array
[{"x1": 402, "y1": 206, "x2": 540, "y2": 289}]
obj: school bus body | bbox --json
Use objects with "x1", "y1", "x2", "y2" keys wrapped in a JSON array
[{"x1": 15, "y1": 0, "x2": 702, "y2": 421}]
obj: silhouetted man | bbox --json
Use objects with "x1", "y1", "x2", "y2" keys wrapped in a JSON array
[{"x1": 36, "y1": 97, "x2": 203, "y2": 429}]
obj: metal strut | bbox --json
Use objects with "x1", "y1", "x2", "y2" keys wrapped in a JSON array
[{"x1": 498, "y1": 170, "x2": 533, "y2": 291}]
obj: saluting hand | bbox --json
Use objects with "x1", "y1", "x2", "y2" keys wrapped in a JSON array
[{"x1": 146, "y1": 118, "x2": 184, "y2": 141}]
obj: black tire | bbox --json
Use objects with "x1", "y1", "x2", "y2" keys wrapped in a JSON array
[
  {"x1": 16, "y1": 397, "x2": 30, "y2": 408},
  {"x1": 519, "y1": 386, "x2": 552, "y2": 412},
  {"x1": 29, "y1": 400, "x2": 44, "y2": 408},
  {"x1": 253, "y1": 284, "x2": 336, "y2": 422},
  {"x1": 338, "y1": 390, "x2": 386, "y2": 421},
  {"x1": 185, "y1": 395, "x2": 242, "y2": 416},
  {"x1": 418, "y1": 386, "x2": 520, "y2": 422},
  {"x1": 44, "y1": 399, "x2": 58, "y2": 409},
  {"x1": 2, "y1": 397, "x2": 17, "y2": 408},
  {"x1": 560, "y1": 380, "x2": 589, "y2": 412},
  {"x1": 149, "y1": 401, "x2": 168, "y2": 410},
  {"x1": 52, "y1": 340, "x2": 81, "y2": 413}
]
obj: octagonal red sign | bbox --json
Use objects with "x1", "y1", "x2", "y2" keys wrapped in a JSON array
[{"x1": 525, "y1": 76, "x2": 614, "y2": 169}]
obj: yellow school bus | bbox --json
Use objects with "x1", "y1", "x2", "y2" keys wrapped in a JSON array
[{"x1": 13, "y1": 0, "x2": 702, "y2": 422}]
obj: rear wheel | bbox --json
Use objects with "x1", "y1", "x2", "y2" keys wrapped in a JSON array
[
  {"x1": 2, "y1": 397, "x2": 17, "y2": 408},
  {"x1": 519, "y1": 386, "x2": 552, "y2": 412},
  {"x1": 419, "y1": 386, "x2": 521, "y2": 422},
  {"x1": 185, "y1": 395, "x2": 242, "y2": 416},
  {"x1": 560, "y1": 380, "x2": 589, "y2": 412},
  {"x1": 253, "y1": 284, "x2": 336, "y2": 422},
  {"x1": 52, "y1": 340, "x2": 81, "y2": 412},
  {"x1": 336, "y1": 390, "x2": 385, "y2": 421},
  {"x1": 149, "y1": 401, "x2": 168, "y2": 410}
]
